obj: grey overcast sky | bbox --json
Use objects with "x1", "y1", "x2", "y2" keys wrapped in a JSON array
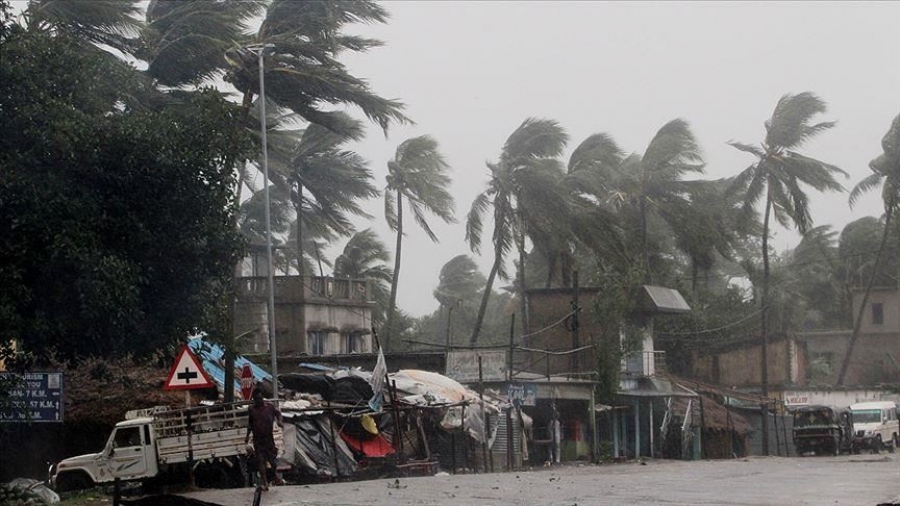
[
  {"x1": 333, "y1": 1, "x2": 900, "y2": 317},
  {"x1": 12, "y1": 0, "x2": 896, "y2": 317}
]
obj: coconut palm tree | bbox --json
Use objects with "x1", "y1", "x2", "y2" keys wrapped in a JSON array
[
  {"x1": 838, "y1": 113, "x2": 900, "y2": 385},
  {"x1": 383, "y1": 135, "x2": 455, "y2": 349},
  {"x1": 728, "y1": 92, "x2": 846, "y2": 452},
  {"x1": 466, "y1": 118, "x2": 569, "y2": 346},
  {"x1": 237, "y1": 185, "x2": 293, "y2": 274},
  {"x1": 600, "y1": 120, "x2": 706, "y2": 283},
  {"x1": 273, "y1": 113, "x2": 376, "y2": 278},
  {"x1": 221, "y1": 1, "x2": 409, "y2": 137},
  {"x1": 19, "y1": 0, "x2": 143, "y2": 54},
  {"x1": 334, "y1": 229, "x2": 393, "y2": 327}
]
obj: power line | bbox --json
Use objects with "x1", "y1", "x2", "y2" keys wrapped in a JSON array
[{"x1": 658, "y1": 307, "x2": 765, "y2": 337}]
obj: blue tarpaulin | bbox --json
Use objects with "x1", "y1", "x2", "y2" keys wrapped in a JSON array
[{"x1": 187, "y1": 337, "x2": 272, "y2": 394}]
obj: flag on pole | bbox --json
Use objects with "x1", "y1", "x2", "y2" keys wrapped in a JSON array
[{"x1": 368, "y1": 345, "x2": 387, "y2": 412}]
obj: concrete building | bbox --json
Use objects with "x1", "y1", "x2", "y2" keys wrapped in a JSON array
[
  {"x1": 683, "y1": 288, "x2": 900, "y2": 407},
  {"x1": 234, "y1": 274, "x2": 375, "y2": 356}
]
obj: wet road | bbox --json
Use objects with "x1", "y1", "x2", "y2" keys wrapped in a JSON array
[{"x1": 181, "y1": 454, "x2": 900, "y2": 506}]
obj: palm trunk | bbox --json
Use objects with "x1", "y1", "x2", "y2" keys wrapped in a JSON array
[
  {"x1": 385, "y1": 190, "x2": 403, "y2": 351},
  {"x1": 471, "y1": 249, "x2": 502, "y2": 347},
  {"x1": 296, "y1": 185, "x2": 304, "y2": 278},
  {"x1": 640, "y1": 197, "x2": 651, "y2": 284},
  {"x1": 760, "y1": 192, "x2": 772, "y2": 456},
  {"x1": 837, "y1": 208, "x2": 893, "y2": 385},
  {"x1": 516, "y1": 223, "x2": 528, "y2": 336}
]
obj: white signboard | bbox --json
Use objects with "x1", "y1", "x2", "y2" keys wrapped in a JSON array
[{"x1": 446, "y1": 350, "x2": 507, "y2": 382}]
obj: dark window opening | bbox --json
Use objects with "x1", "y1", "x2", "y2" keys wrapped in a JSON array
[{"x1": 871, "y1": 303, "x2": 884, "y2": 325}]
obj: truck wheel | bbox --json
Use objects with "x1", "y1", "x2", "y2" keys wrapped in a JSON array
[
  {"x1": 195, "y1": 462, "x2": 230, "y2": 489},
  {"x1": 55, "y1": 472, "x2": 92, "y2": 493}
]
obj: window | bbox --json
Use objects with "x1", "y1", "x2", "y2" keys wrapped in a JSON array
[
  {"x1": 345, "y1": 332, "x2": 367, "y2": 354},
  {"x1": 114, "y1": 427, "x2": 142, "y2": 448},
  {"x1": 871, "y1": 302, "x2": 884, "y2": 325},
  {"x1": 307, "y1": 331, "x2": 326, "y2": 355}
]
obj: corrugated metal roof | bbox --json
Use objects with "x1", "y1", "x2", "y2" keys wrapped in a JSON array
[{"x1": 187, "y1": 337, "x2": 272, "y2": 393}]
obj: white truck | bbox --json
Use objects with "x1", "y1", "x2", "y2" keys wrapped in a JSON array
[
  {"x1": 50, "y1": 402, "x2": 281, "y2": 491},
  {"x1": 849, "y1": 401, "x2": 899, "y2": 453}
]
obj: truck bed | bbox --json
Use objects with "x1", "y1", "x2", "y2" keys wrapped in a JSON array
[{"x1": 152, "y1": 403, "x2": 283, "y2": 465}]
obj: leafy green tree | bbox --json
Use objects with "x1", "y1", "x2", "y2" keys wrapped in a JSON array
[
  {"x1": 728, "y1": 92, "x2": 845, "y2": 451},
  {"x1": 0, "y1": 27, "x2": 252, "y2": 361},
  {"x1": 432, "y1": 255, "x2": 485, "y2": 346},
  {"x1": 433, "y1": 255, "x2": 485, "y2": 308},
  {"x1": 788, "y1": 225, "x2": 847, "y2": 329},
  {"x1": 383, "y1": 136, "x2": 455, "y2": 349},
  {"x1": 467, "y1": 118, "x2": 569, "y2": 346},
  {"x1": 333, "y1": 229, "x2": 393, "y2": 327},
  {"x1": 838, "y1": 113, "x2": 900, "y2": 385}
]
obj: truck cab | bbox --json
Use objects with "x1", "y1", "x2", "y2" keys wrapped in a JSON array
[
  {"x1": 52, "y1": 418, "x2": 159, "y2": 491},
  {"x1": 849, "y1": 401, "x2": 899, "y2": 454}
]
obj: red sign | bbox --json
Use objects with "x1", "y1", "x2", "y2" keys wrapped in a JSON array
[
  {"x1": 164, "y1": 345, "x2": 213, "y2": 391},
  {"x1": 240, "y1": 364, "x2": 254, "y2": 400}
]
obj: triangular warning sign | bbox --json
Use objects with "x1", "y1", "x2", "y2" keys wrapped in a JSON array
[{"x1": 164, "y1": 345, "x2": 214, "y2": 391}]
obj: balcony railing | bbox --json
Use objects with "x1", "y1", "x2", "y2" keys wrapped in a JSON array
[{"x1": 236, "y1": 276, "x2": 370, "y2": 303}]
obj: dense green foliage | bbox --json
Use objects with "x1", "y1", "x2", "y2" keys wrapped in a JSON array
[{"x1": 0, "y1": 26, "x2": 252, "y2": 361}]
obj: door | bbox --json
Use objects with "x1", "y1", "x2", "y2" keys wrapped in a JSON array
[{"x1": 109, "y1": 425, "x2": 151, "y2": 479}]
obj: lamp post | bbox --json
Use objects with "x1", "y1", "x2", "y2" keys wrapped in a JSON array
[{"x1": 251, "y1": 43, "x2": 278, "y2": 400}]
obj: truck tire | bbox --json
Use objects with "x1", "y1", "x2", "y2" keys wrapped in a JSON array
[
  {"x1": 195, "y1": 462, "x2": 230, "y2": 489},
  {"x1": 55, "y1": 472, "x2": 93, "y2": 493}
]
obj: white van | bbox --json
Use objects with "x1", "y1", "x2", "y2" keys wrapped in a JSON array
[{"x1": 848, "y1": 401, "x2": 899, "y2": 453}]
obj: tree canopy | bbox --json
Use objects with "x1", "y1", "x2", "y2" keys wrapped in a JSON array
[{"x1": 0, "y1": 24, "x2": 252, "y2": 362}]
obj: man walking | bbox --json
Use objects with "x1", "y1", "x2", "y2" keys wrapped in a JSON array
[{"x1": 245, "y1": 389, "x2": 283, "y2": 490}]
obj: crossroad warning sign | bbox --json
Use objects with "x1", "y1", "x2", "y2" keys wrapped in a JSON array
[{"x1": 164, "y1": 345, "x2": 213, "y2": 391}]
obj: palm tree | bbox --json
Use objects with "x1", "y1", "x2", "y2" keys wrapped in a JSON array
[
  {"x1": 466, "y1": 118, "x2": 569, "y2": 346},
  {"x1": 838, "y1": 113, "x2": 900, "y2": 385},
  {"x1": 237, "y1": 185, "x2": 293, "y2": 275},
  {"x1": 562, "y1": 134, "x2": 633, "y2": 287},
  {"x1": 383, "y1": 135, "x2": 455, "y2": 349},
  {"x1": 334, "y1": 229, "x2": 393, "y2": 328},
  {"x1": 592, "y1": 120, "x2": 706, "y2": 283},
  {"x1": 728, "y1": 92, "x2": 846, "y2": 452},
  {"x1": 274, "y1": 113, "x2": 376, "y2": 278},
  {"x1": 222, "y1": 1, "x2": 409, "y2": 138},
  {"x1": 20, "y1": 0, "x2": 143, "y2": 54}
]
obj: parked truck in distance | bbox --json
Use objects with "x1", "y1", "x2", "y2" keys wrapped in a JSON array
[
  {"x1": 50, "y1": 402, "x2": 281, "y2": 492},
  {"x1": 791, "y1": 405, "x2": 852, "y2": 456},
  {"x1": 849, "y1": 401, "x2": 899, "y2": 454}
]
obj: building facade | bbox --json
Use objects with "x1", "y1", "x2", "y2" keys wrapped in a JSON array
[{"x1": 234, "y1": 275, "x2": 375, "y2": 357}]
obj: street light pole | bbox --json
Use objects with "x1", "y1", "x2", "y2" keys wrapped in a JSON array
[{"x1": 255, "y1": 44, "x2": 278, "y2": 400}]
